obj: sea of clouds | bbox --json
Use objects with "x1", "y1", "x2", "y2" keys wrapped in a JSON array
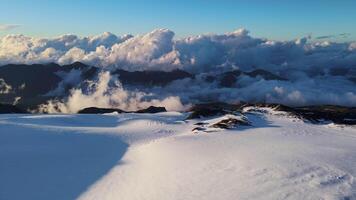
[{"x1": 1, "y1": 28, "x2": 356, "y2": 112}]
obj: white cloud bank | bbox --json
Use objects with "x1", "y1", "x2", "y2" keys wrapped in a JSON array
[
  {"x1": 1, "y1": 28, "x2": 355, "y2": 110},
  {"x1": 1, "y1": 28, "x2": 355, "y2": 74}
]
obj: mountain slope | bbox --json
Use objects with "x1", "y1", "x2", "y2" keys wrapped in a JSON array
[{"x1": 0, "y1": 110, "x2": 355, "y2": 200}]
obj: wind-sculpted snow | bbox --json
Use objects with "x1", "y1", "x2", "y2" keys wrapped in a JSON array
[
  {"x1": 0, "y1": 112, "x2": 187, "y2": 200},
  {"x1": 1, "y1": 111, "x2": 355, "y2": 200},
  {"x1": 1, "y1": 28, "x2": 356, "y2": 108}
]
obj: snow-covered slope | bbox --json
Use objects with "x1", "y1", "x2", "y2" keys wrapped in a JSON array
[{"x1": 0, "y1": 111, "x2": 355, "y2": 200}]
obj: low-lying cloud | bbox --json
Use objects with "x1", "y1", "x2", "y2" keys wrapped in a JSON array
[
  {"x1": 38, "y1": 72, "x2": 187, "y2": 113},
  {"x1": 1, "y1": 28, "x2": 355, "y2": 111},
  {"x1": 0, "y1": 78, "x2": 12, "y2": 94}
]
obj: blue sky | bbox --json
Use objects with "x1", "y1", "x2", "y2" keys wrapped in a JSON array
[{"x1": 0, "y1": 0, "x2": 355, "y2": 41}]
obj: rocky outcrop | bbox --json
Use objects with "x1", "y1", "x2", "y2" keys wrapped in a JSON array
[
  {"x1": 78, "y1": 107, "x2": 125, "y2": 114},
  {"x1": 210, "y1": 117, "x2": 250, "y2": 129},
  {"x1": 78, "y1": 106, "x2": 167, "y2": 114},
  {"x1": 186, "y1": 102, "x2": 241, "y2": 119},
  {"x1": 136, "y1": 106, "x2": 167, "y2": 113},
  {"x1": 242, "y1": 103, "x2": 356, "y2": 125},
  {"x1": 187, "y1": 102, "x2": 356, "y2": 125},
  {"x1": 293, "y1": 105, "x2": 356, "y2": 125}
]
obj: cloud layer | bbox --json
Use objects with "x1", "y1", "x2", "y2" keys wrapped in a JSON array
[
  {"x1": 1, "y1": 28, "x2": 356, "y2": 74},
  {"x1": 1, "y1": 28, "x2": 355, "y2": 110}
]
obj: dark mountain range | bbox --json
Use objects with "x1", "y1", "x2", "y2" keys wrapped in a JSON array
[
  {"x1": 0, "y1": 62, "x2": 98, "y2": 108},
  {"x1": 0, "y1": 62, "x2": 295, "y2": 112},
  {"x1": 0, "y1": 63, "x2": 196, "y2": 110},
  {"x1": 112, "y1": 69, "x2": 193, "y2": 86}
]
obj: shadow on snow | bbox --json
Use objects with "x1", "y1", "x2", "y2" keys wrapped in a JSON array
[{"x1": 0, "y1": 117, "x2": 128, "y2": 200}]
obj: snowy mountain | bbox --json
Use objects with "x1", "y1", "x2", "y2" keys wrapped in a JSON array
[{"x1": 0, "y1": 106, "x2": 355, "y2": 200}]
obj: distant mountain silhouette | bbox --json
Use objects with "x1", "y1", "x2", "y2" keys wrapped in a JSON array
[
  {"x1": 0, "y1": 62, "x2": 194, "y2": 110},
  {"x1": 0, "y1": 62, "x2": 98, "y2": 108},
  {"x1": 112, "y1": 69, "x2": 193, "y2": 86},
  {"x1": 78, "y1": 106, "x2": 166, "y2": 114}
]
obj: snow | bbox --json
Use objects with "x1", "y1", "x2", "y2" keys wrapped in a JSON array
[{"x1": 0, "y1": 111, "x2": 355, "y2": 200}]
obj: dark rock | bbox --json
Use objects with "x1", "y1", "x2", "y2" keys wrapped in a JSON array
[
  {"x1": 78, "y1": 107, "x2": 125, "y2": 114},
  {"x1": 187, "y1": 102, "x2": 241, "y2": 119},
  {"x1": 241, "y1": 103, "x2": 356, "y2": 125},
  {"x1": 210, "y1": 117, "x2": 250, "y2": 129},
  {"x1": 78, "y1": 106, "x2": 167, "y2": 114},
  {"x1": 194, "y1": 122, "x2": 209, "y2": 126},
  {"x1": 192, "y1": 127, "x2": 206, "y2": 132},
  {"x1": 188, "y1": 102, "x2": 356, "y2": 125},
  {"x1": 0, "y1": 103, "x2": 28, "y2": 114},
  {"x1": 135, "y1": 106, "x2": 167, "y2": 113},
  {"x1": 294, "y1": 105, "x2": 356, "y2": 125}
]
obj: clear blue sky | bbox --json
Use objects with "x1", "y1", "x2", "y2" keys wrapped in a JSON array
[{"x1": 1, "y1": 0, "x2": 355, "y2": 41}]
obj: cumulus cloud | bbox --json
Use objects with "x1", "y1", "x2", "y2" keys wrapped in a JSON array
[
  {"x1": 1, "y1": 28, "x2": 355, "y2": 74},
  {"x1": 0, "y1": 32, "x2": 131, "y2": 66},
  {"x1": 0, "y1": 24, "x2": 20, "y2": 31},
  {"x1": 1, "y1": 28, "x2": 356, "y2": 110}
]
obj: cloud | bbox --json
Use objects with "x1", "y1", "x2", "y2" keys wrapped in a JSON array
[
  {"x1": 1, "y1": 28, "x2": 356, "y2": 110},
  {"x1": 315, "y1": 33, "x2": 351, "y2": 40},
  {"x1": 0, "y1": 24, "x2": 20, "y2": 31},
  {"x1": 0, "y1": 78, "x2": 12, "y2": 94},
  {"x1": 2, "y1": 27, "x2": 354, "y2": 75},
  {"x1": 38, "y1": 72, "x2": 188, "y2": 113}
]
